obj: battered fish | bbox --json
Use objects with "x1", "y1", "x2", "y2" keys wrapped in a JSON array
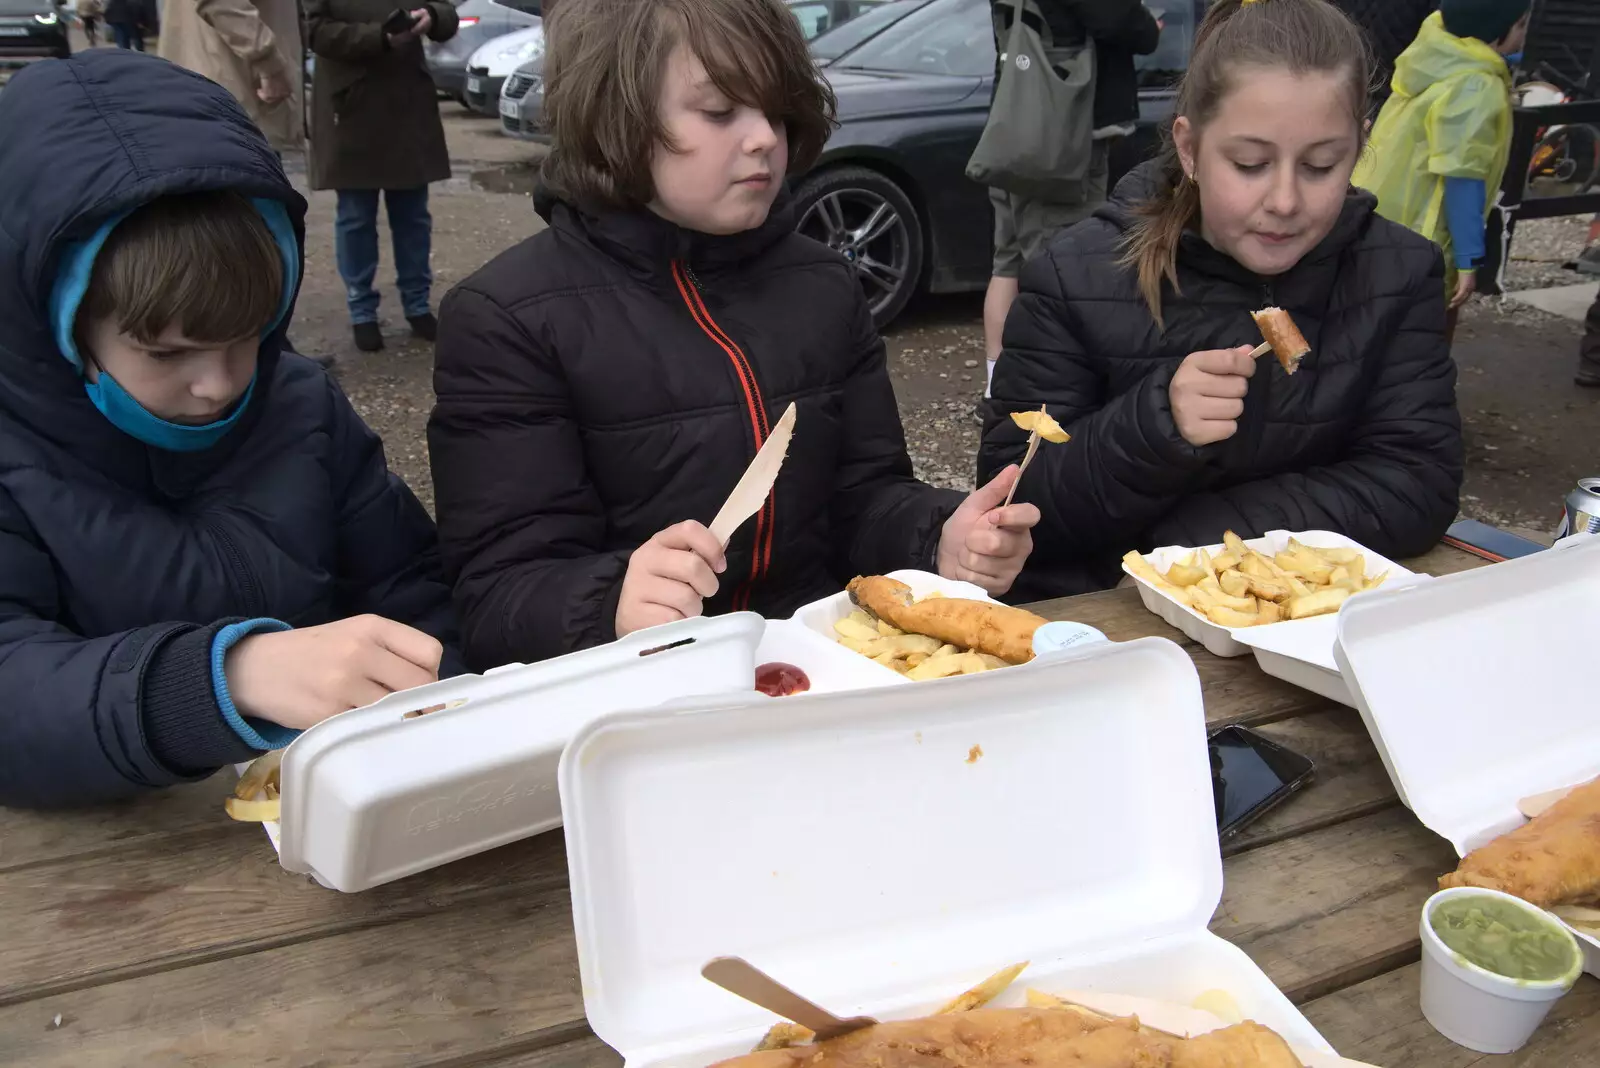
[
  {"x1": 1441, "y1": 777, "x2": 1600, "y2": 907},
  {"x1": 709, "y1": 1008, "x2": 1302, "y2": 1068},
  {"x1": 847, "y1": 576, "x2": 1047, "y2": 665}
]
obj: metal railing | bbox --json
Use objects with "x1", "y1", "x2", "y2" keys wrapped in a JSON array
[{"x1": 1482, "y1": 96, "x2": 1600, "y2": 296}]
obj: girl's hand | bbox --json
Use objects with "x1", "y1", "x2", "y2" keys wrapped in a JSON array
[
  {"x1": 936, "y1": 465, "x2": 1040, "y2": 596},
  {"x1": 1169, "y1": 345, "x2": 1256, "y2": 446},
  {"x1": 615, "y1": 521, "x2": 726, "y2": 637},
  {"x1": 225, "y1": 616, "x2": 444, "y2": 731}
]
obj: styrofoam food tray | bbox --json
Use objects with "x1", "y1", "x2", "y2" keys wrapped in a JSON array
[
  {"x1": 238, "y1": 613, "x2": 765, "y2": 892},
  {"x1": 771, "y1": 568, "x2": 1030, "y2": 690},
  {"x1": 560, "y1": 636, "x2": 1334, "y2": 1068},
  {"x1": 1124, "y1": 530, "x2": 1426, "y2": 700},
  {"x1": 1334, "y1": 534, "x2": 1600, "y2": 977}
]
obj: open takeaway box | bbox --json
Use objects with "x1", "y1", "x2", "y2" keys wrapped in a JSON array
[
  {"x1": 1334, "y1": 534, "x2": 1600, "y2": 977},
  {"x1": 559, "y1": 636, "x2": 1339, "y2": 1068},
  {"x1": 236, "y1": 571, "x2": 1006, "y2": 891}
]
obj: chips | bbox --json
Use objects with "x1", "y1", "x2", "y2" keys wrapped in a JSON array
[
  {"x1": 751, "y1": 962, "x2": 1030, "y2": 1052},
  {"x1": 1009, "y1": 409, "x2": 1070, "y2": 444},
  {"x1": 1551, "y1": 904, "x2": 1600, "y2": 940},
  {"x1": 832, "y1": 609, "x2": 1006, "y2": 679},
  {"x1": 1122, "y1": 532, "x2": 1389, "y2": 629},
  {"x1": 225, "y1": 749, "x2": 285, "y2": 823}
]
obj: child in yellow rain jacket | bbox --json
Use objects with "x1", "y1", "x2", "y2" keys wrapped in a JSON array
[{"x1": 1353, "y1": 0, "x2": 1530, "y2": 336}]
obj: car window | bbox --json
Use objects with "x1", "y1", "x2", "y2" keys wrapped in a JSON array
[
  {"x1": 0, "y1": 0, "x2": 53, "y2": 12},
  {"x1": 1136, "y1": 1, "x2": 1202, "y2": 88},
  {"x1": 835, "y1": 0, "x2": 993, "y2": 77},
  {"x1": 788, "y1": 1, "x2": 834, "y2": 38},
  {"x1": 811, "y1": 0, "x2": 926, "y2": 62}
]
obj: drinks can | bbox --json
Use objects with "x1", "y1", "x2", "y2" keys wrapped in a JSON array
[{"x1": 1554, "y1": 478, "x2": 1600, "y2": 542}]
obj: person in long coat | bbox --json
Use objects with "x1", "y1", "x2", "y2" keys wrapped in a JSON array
[
  {"x1": 158, "y1": 0, "x2": 304, "y2": 155},
  {"x1": 304, "y1": 0, "x2": 458, "y2": 352}
]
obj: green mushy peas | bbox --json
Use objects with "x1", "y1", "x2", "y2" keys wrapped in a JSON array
[{"x1": 1431, "y1": 895, "x2": 1579, "y2": 982}]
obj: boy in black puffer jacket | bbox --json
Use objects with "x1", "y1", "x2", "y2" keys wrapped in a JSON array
[
  {"x1": 429, "y1": 0, "x2": 1042, "y2": 670},
  {"x1": 981, "y1": 0, "x2": 1463, "y2": 601},
  {"x1": 0, "y1": 50, "x2": 462, "y2": 808}
]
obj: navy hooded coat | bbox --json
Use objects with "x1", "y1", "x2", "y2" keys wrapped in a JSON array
[{"x1": 0, "y1": 50, "x2": 459, "y2": 807}]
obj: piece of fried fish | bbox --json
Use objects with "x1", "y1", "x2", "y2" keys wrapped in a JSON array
[
  {"x1": 709, "y1": 1008, "x2": 1302, "y2": 1068},
  {"x1": 1441, "y1": 778, "x2": 1600, "y2": 907}
]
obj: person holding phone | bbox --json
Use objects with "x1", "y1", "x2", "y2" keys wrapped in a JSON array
[{"x1": 304, "y1": 0, "x2": 459, "y2": 354}]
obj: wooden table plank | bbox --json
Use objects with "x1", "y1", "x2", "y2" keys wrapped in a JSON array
[
  {"x1": 1214, "y1": 806, "x2": 1459, "y2": 1004},
  {"x1": 1224, "y1": 708, "x2": 1399, "y2": 856},
  {"x1": 0, "y1": 894, "x2": 588, "y2": 1068},
  {"x1": 0, "y1": 823, "x2": 571, "y2": 1007},
  {"x1": 0, "y1": 774, "x2": 236, "y2": 872},
  {"x1": 472, "y1": 1037, "x2": 621, "y2": 1068},
  {"x1": 1303, "y1": 962, "x2": 1600, "y2": 1066}
]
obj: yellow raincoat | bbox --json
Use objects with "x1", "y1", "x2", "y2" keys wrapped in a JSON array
[{"x1": 1353, "y1": 12, "x2": 1514, "y2": 280}]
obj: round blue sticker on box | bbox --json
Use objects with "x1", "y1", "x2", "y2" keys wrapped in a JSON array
[{"x1": 1032, "y1": 621, "x2": 1109, "y2": 656}]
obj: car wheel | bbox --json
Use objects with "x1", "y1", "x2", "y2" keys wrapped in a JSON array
[{"x1": 793, "y1": 166, "x2": 924, "y2": 330}]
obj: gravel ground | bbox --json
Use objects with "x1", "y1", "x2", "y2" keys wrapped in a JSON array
[{"x1": 306, "y1": 112, "x2": 1597, "y2": 540}]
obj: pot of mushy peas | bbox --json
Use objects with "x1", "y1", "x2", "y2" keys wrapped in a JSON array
[{"x1": 1419, "y1": 886, "x2": 1584, "y2": 1054}]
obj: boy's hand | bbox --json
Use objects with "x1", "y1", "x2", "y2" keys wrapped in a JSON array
[
  {"x1": 936, "y1": 465, "x2": 1040, "y2": 596},
  {"x1": 615, "y1": 521, "x2": 726, "y2": 638},
  {"x1": 1451, "y1": 271, "x2": 1476, "y2": 309},
  {"x1": 225, "y1": 616, "x2": 444, "y2": 731},
  {"x1": 1169, "y1": 346, "x2": 1256, "y2": 446}
]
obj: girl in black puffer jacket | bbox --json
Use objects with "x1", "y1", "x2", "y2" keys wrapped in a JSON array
[
  {"x1": 980, "y1": 0, "x2": 1464, "y2": 602},
  {"x1": 429, "y1": 0, "x2": 1041, "y2": 670}
]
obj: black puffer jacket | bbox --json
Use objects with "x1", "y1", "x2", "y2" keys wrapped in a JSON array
[
  {"x1": 0, "y1": 51, "x2": 460, "y2": 807},
  {"x1": 978, "y1": 162, "x2": 1464, "y2": 601},
  {"x1": 429, "y1": 189, "x2": 963, "y2": 670}
]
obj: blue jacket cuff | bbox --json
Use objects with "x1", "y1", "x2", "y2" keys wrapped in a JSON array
[{"x1": 211, "y1": 619, "x2": 299, "y2": 749}]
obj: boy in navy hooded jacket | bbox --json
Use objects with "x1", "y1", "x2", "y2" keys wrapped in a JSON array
[{"x1": 0, "y1": 50, "x2": 462, "y2": 808}]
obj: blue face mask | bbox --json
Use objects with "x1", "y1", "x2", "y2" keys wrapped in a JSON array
[
  {"x1": 1505, "y1": 51, "x2": 1524, "y2": 67},
  {"x1": 47, "y1": 197, "x2": 300, "y2": 452},
  {"x1": 83, "y1": 370, "x2": 259, "y2": 452}
]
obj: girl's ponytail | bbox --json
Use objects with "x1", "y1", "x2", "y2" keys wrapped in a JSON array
[
  {"x1": 1121, "y1": 153, "x2": 1201, "y2": 331},
  {"x1": 1118, "y1": 0, "x2": 1372, "y2": 327}
]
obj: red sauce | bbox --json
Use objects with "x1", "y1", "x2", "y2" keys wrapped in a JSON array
[{"x1": 755, "y1": 662, "x2": 811, "y2": 697}]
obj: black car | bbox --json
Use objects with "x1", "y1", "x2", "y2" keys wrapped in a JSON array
[
  {"x1": 0, "y1": 0, "x2": 69, "y2": 62},
  {"x1": 793, "y1": 0, "x2": 1202, "y2": 327}
]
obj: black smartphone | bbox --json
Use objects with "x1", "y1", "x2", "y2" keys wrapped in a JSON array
[
  {"x1": 1210, "y1": 725, "x2": 1316, "y2": 843},
  {"x1": 382, "y1": 7, "x2": 418, "y2": 35},
  {"x1": 1441, "y1": 518, "x2": 1547, "y2": 563}
]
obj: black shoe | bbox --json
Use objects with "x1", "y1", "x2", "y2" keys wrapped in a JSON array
[
  {"x1": 408, "y1": 313, "x2": 438, "y2": 341},
  {"x1": 353, "y1": 322, "x2": 384, "y2": 352},
  {"x1": 1576, "y1": 370, "x2": 1600, "y2": 388}
]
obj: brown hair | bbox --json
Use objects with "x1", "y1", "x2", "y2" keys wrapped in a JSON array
[
  {"x1": 541, "y1": 0, "x2": 837, "y2": 209},
  {"x1": 80, "y1": 190, "x2": 284, "y2": 345},
  {"x1": 1121, "y1": 0, "x2": 1373, "y2": 326}
]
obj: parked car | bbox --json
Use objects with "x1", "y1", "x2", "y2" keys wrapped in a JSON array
[
  {"x1": 809, "y1": 0, "x2": 930, "y2": 66},
  {"x1": 0, "y1": 0, "x2": 69, "y2": 62},
  {"x1": 465, "y1": 23, "x2": 543, "y2": 116},
  {"x1": 504, "y1": 0, "x2": 1202, "y2": 328},
  {"x1": 427, "y1": 0, "x2": 538, "y2": 104},
  {"x1": 786, "y1": 0, "x2": 886, "y2": 40}
]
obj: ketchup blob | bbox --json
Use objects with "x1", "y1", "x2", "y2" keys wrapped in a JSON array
[{"x1": 755, "y1": 662, "x2": 811, "y2": 697}]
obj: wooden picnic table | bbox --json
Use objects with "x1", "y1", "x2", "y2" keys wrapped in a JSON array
[{"x1": 0, "y1": 542, "x2": 1592, "y2": 1067}]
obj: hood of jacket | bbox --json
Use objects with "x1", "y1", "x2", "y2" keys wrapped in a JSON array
[
  {"x1": 0, "y1": 49, "x2": 307, "y2": 469},
  {"x1": 1391, "y1": 11, "x2": 1512, "y2": 101}
]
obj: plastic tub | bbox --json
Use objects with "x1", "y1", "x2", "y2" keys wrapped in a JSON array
[{"x1": 1419, "y1": 887, "x2": 1582, "y2": 1054}]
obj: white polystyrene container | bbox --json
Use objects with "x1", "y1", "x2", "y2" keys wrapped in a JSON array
[
  {"x1": 1334, "y1": 534, "x2": 1600, "y2": 977},
  {"x1": 1123, "y1": 530, "x2": 1427, "y2": 705},
  {"x1": 559, "y1": 636, "x2": 1334, "y2": 1068},
  {"x1": 247, "y1": 613, "x2": 766, "y2": 892},
  {"x1": 1418, "y1": 887, "x2": 1582, "y2": 1054}
]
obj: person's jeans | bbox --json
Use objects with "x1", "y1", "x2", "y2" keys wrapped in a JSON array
[
  {"x1": 109, "y1": 21, "x2": 143, "y2": 49},
  {"x1": 334, "y1": 187, "x2": 433, "y2": 325}
]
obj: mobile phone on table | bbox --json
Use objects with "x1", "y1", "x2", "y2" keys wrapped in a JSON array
[
  {"x1": 1210, "y1": 724, "x2": 1315, "y2": 843},
  {"x1": 382, "y1": 7, "x2": 419, "y2": 36},
  {"x1": 1441, "y1": 518, "x2": 1547, "y2": 563}
]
